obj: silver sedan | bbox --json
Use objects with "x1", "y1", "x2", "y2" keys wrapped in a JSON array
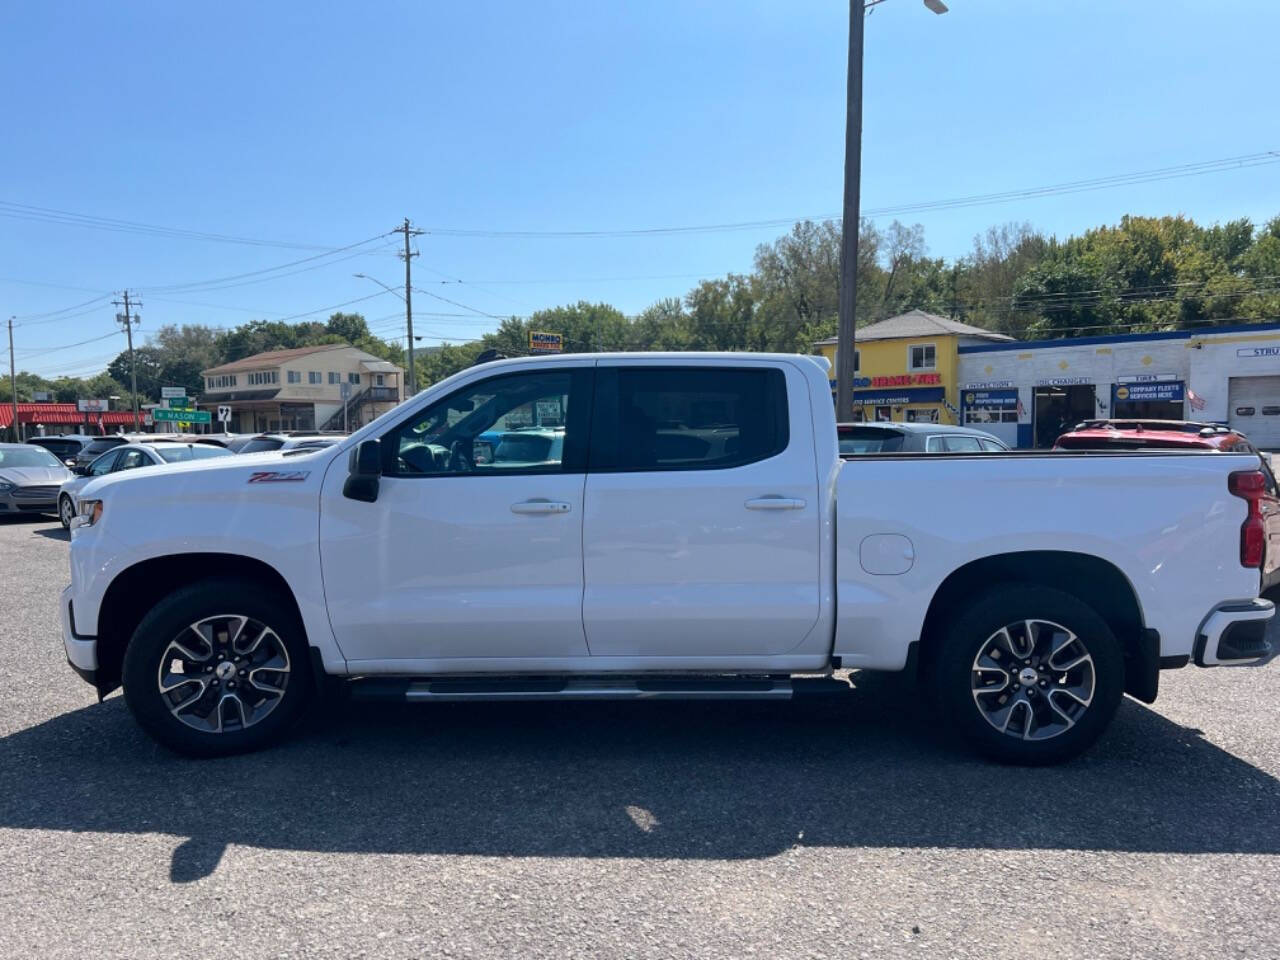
[{"x1": 0, "y1": 444, "x2": 75, "y2": 518}]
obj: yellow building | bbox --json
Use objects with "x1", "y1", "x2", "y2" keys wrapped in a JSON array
[{"x1": 813, "y1": 310, "x2": 1014, "y2": 424}]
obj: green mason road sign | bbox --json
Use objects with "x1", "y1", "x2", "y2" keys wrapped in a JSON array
[{"x1": 153, "y1": 407, "x2": 211, "y2": 424}]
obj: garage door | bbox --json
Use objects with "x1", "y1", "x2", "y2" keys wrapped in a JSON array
[{"x1": 1228, "y1": 376, "x2": 1280, "y2": 450}]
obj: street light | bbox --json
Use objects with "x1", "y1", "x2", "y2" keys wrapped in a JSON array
[
  {"x1": 835, "y1": 0, "x2": 947, "y2": 424},
  {"x1": 353, "y1": 273, "x2": 405, "y2": 302},
  {"x1": 353, "y1": 273, "x2": 417, "y2": 394},
  {"x1": 354, "y1": 272, "x2": 416, "y2": 396}
]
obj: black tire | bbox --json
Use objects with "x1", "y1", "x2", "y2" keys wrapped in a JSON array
[
  {"x1": 929, "y1": 585, "x2": 1124, "y2": 765},
  {"x1": 122, "y1": 578, "x2": 314, "y2": 757},
  {"x1": 58, "y1": 495, "x2": 75, "y2": 530}
]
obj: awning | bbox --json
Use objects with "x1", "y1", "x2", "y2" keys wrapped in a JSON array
[
  {"x1": 359, "y1": 360, "x2": 400, "y2": 373},
  {"x1": 0, "y1": 404, "x2": 136, "y2": 428},
  {"x1": 195, "y1": 389, "x2": 280, "y2": 404}
]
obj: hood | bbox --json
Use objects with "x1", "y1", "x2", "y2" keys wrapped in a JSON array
[
  {"x1": 0, "y1": 466, "x2": 74, "y2": 486},
  {"x1": 77, "y1": 444, "x2": 346, "y2": 499}
]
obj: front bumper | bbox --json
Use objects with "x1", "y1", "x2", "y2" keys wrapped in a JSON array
[
  {"x1": 61, "y1": 585, "x2": 99, "y2": 686},
  {"x1": 1194, "y1": 598, "x2": 1276, "y2": 667},
  {"x1": 0, "y1": 492, "x2": 57, "y2": 513}
]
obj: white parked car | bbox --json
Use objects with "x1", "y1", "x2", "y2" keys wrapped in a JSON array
[
  {"x1": 234, "y1": 433, "x2": 342, "y2": 454},
  {"x1": 61, "y1": 353, "x2": 1277, "y2": 763},
  {"x1": 58, "y1": 441, "x2": 232, "y2": 529}
]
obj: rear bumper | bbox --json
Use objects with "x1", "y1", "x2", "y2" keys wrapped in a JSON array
[
  {"x1": 61, "y1": 585, "x2": 99, "y2": 686},
  {"x1": 1194, "y1": 598, "x2": 1276, "y2": 667}
]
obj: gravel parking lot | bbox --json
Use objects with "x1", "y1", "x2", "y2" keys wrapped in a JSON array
[{"x1": 0, "y1": 515, "x2": 1278, "y2": 959}]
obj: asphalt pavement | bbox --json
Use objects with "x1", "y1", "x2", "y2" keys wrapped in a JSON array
[{"x1": 1, "y1": 514, "x2": 1278, "y2": 959}]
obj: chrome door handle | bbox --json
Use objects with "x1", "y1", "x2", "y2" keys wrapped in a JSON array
[
  {"x1": 744, "y1": 497, "x2": 807, "y2": 511},
  {"x1": 510, "y1": 500, "x2": 572, "y2": 515}
]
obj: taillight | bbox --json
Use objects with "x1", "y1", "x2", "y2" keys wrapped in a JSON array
[{"x1": 1228, "y1": 470, "x2": 1266, "y2": 568}]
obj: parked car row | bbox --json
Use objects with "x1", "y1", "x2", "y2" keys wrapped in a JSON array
[
  {"x1": 27, "y1": 431, "x2": 342, "y2": 473},
  {"x1": 1, "y1": 431, "x2": 342, "y2": 528},
  {"x1": 56, "y1": 442, "x2": 234, "y2": 528}
]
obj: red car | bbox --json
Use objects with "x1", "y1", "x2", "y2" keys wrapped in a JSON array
[
  {"x1": 1055, "y1": 419, "x2": 1256, "y2": 453},
  {"x1": 1055, "y1": 420, "x2": 1280, "y2": 594}
]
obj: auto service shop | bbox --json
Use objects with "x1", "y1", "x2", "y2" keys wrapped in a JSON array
[{"x1": 956, "y1": 320, "x2": 1280, "y2": 449}]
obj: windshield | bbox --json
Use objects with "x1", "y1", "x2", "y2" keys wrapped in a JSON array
[
  {"x1": 839, "y1": 428, "x2": 905, "y2": 454},
  {"x1": 238, "y1": 438, "x2": 285, "y2": 453},
  {"x1": 156, "y1": 445, "x2": 234, "y2": 463},
  {"x1": 0, "y1": 447, "x2": 64, "y2": 469}
]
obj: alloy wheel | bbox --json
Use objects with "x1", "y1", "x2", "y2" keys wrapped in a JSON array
[
  {"x1": 970, "y1": 618, "x2": 1095, "y2": 741},
  {"x1": 156, "y1": 614, "x2": 291, "y2": 734}
]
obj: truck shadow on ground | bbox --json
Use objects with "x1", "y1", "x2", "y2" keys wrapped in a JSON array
[{"x1": 2, "y1": 672, "x2": 1277, "y2": 883}]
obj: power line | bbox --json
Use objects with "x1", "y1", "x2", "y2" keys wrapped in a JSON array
[
  {"x1": 420, "y1": 150, "x2": 1280, "y2": 239},
  {"x1": 0, "y1": 200, "x2": 345, "y2": 251},
  {"x1": 15, "y1": 329, "x2": 121, "y2": 358},
  {"x1": 146, "y1": 233, "x2": 395, "y2": 294}
]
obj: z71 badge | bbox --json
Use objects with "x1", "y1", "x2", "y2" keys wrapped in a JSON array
[{"x1": 247, "y1": 470, "x2": 310, "y2": 483}]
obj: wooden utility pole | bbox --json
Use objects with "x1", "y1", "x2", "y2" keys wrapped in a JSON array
[
  {"x1": 835, "y1": 0, "x2": 865, "y2": 424},
  {"x1": 396, "y1": 218, "x2": 424, "y2": 395},
  {"x1": 7, "y1": 316, "x2": 18, "y2": 442},
  {"x1": 114, "y1": 291, "x2": 141, "y2": 432}
]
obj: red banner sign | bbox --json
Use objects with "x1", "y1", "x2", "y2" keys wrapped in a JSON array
[{"x1": 869, "y1": 373, "x2": 942, "y2": 388}]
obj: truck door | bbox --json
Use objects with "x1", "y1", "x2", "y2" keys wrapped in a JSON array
[
  {"x1": 581, "y1": 361, "x2": 821, "y2": 658},
  {"x1": 319, "y1": 365, "x2": 595, "y2": 663}
]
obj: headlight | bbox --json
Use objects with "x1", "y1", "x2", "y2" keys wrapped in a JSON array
[
  {"x1": 0, "y1": 481, "x2": 13, "y2": 494},
  {"x1": 74, "y1": 499, "x2": 104, "y2": 529}
]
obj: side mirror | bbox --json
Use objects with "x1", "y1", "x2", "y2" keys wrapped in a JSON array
[{"x1": 343, "y1": 439, "x2": 382, "y2": 503}]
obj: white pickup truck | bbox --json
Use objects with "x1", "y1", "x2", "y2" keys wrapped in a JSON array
[{"x1": 61, "y1": 352, "x2": 1279, "y2": 764}]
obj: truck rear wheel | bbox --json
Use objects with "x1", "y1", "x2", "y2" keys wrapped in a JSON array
[
  {"x1": 121, "y1": 578, "x2": 314, "y2": 757},
  {"x1": 930, "y1": 585, "x2": 1124, "y2": 765}
]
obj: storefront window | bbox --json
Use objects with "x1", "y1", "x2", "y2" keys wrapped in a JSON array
[{"x1": 1111, "y1": 381, "x2": 1185, "y2": 421}]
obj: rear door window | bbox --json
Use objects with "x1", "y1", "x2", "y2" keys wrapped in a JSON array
[
  {"x1": 978, "y1": 438, "x2": 1007, "y2": 452},
  {"x1": 941, "y1": 435, "x2": 984, "y2": 452},
  {"x1": 589, "y1": 366, "x2": 788, "y2": 471}
]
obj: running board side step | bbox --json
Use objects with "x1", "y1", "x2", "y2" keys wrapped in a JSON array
[{"x1": 348, "y1": 675, "x2": 851, "y2": 703}]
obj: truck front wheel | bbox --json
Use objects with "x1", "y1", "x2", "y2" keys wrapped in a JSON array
[
  {"x1": 121, "y1": 578, "x2": 314, "y2": 757},
  {"x1": 930, "y1": 585, "x2": 1124, "y2": 765}
]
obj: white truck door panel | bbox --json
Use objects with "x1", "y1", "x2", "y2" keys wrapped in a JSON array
[
  {"x1": 582, "y1": 361, "x2": 821, "y2": 657},
  {"x1": 319, "y1": 366, "x2": 593, "y2": 662}
]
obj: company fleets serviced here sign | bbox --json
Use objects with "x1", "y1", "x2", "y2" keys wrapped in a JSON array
[{"x1": 1113, "y1": 381, "x2": 1185, "y2": 404}]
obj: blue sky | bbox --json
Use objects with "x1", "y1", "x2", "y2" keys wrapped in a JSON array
[{"x1": 3, "y1": 0, "x2": 1278, "y2": 378}]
